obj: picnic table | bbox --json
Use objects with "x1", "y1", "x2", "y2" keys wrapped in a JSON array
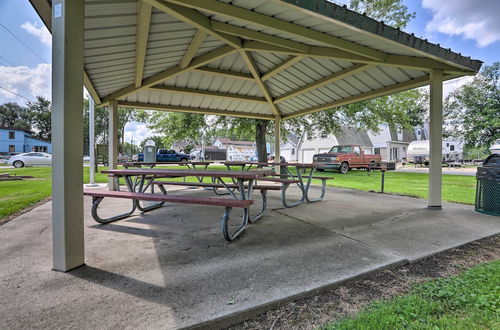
[
  {"x1": 221, "y1": 161, "x2": 332, "y2": 207},
  {"x1": 118, "y1": 161, "x2": 214, "y2": 183},
  {"x1": 88, "y1": 168, "x2": 273, "y2": 240}
]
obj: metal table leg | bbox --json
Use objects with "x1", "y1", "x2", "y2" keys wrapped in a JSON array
[
  {"x1": 304, "y1": 168, "x2": 326, "y2": 203},
  {"x1": 218, "y1": 177, "x2": 252, "y2": 241}
]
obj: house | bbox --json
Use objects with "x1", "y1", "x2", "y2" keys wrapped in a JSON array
[
  {"x1": 0, "y1": 127, "x2": 52, "y2": 153},
  {"x1": 280, "y1": 133, "x2": 300, "y2": 162},
  {"x1": 213, "y1": 138, "x2": 257, "y2": 161},
  {"x1": 367, "y1": 124, "x2": 419, "y2": 162},
  {"x1": 292, "y1": 127, "x2": 373, "y2": 163}
]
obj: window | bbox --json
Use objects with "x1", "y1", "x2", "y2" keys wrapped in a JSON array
[
  {"x1": 320, "y1": 131, "x2": 328, "y2": 139},
  {"x1": 374, "y1": 148, "x2": 381, "y2": 155},
  {"x1": 291, "y1": 148, "x2": 295, "y2": 155},
  {"x1": 8, "y1": 131, "x2": 15, "y2": 139},
  {"x1": 9, "y1": 145, "x2": 15, "y2": 152},
  {"x1": 329, "y1": 146, "x2": 352, "y2": 153},
  {"x1": 353, "y1": 146, "x2": 361, "y2": 155},
  {"x1": 446, "y1": 143, "x2": 449, "y2": 147},
  {"x1": 417, "y1": 130, "x2": 421, "y2": 136},
  {"x1": 450, "y1": 145, "x2": 455, "y2": 151},
  {"x1": 168, "y1": 150, "x2": 176, "y2": 154}
]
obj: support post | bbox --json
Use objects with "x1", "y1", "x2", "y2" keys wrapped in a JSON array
[
  {"x1": 108, "y1": 100, "x2": 119, "y2": 190},
  {"x1": 87, "y1": 94, "x2": 98, "y2": 187},
  {"x1": 274, "y1": 116, "x2": 282, "y2": 175},
  {"x1": 428, "y1": 70, "x2": 443, "y2": 209},
  {"x1": 51, "y1": 0, "x2": 85, "y2": 271}
]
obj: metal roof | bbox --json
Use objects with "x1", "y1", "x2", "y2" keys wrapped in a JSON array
[{"x1": 30, "y1": 0, "x2": 482, "y2": 120}]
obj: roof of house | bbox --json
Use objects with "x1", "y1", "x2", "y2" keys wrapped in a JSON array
[
  {"x1": 215, "y1": 138, "x2": 255, "y2": 146},
  {"x1": 0, "y1": 127, "x2": 33, "y2": 134},
  {"x1": 336, "y1": 127, "x2": 373, "y2": 147}
]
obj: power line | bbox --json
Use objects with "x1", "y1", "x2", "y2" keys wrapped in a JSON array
[
  {"x1": 0, "y1": 22, "x2": 49, "y2": 63},
  {"x1": 0, "y1": 86, "x2": 35, "y2": 102},
  {"x1": 0, "y1": 55, "x2": 14, "y2": 66}
]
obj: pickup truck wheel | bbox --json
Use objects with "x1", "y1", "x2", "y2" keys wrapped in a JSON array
[
  {"x1": 368, "y1": 161, "x2": 376, "y2": 171},
  {"x1": 339, "y1": 162, "x2": 349, "y2": 174}
]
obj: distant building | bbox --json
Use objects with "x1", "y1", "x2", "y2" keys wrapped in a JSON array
[
  {"x1": 0, "y1": 127, "x2": 52, "y2": 153},
  {"x1": 213, "y1": 137, "x2": 257, "y2": 161}
]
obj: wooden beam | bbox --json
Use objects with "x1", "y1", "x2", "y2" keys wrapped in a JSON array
[
  {"x1": 194, "y1": 67, "x2": 255, "y2": 81},
  {"x1": 282, "y1": 75, "x2": 432, "y2": 119},
  {"x1": 117, "y1": 101, "x2": 275, "y2": 120},
  {"x1": 135, "y1": 1, "x2": 152, "y2": 87},
  {"x1": 180, "y1": 30, "x2": 206, "y2": 68},
  {"x1": 275, "y1": 64, "x2": 370, "y2": 104},
  {"x1": 144, "y1": 0, "x2": 241, "y2": 48},
  {"x1": 262, "y1": 56, "x2": 304, "y2": 81},
  {"x1": 149, "y1": 85, "x2": 268, "y2": 103},
  {"x1": 239, "y1": 50, "x2": 281, "y2": 116},
  {"x1": 166, "y1": 0, "x2": 386, "y2": 61},
  {"x1": 211, "y1": 21, "x2": 309, "y2": 53},
  {"x1": 101, "y1": 45, "x2": 236, "y2": 104},
  {"x1": 84, "y1": 71, "x2": 101, "y2": 104}
]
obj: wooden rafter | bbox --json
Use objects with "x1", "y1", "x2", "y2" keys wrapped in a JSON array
[
  {"x1": 194, "y1": 67, "x2": 254, "y2": 81},
  {"x1": 275, "y1": 64, "x2": 371, "y2": 104},
  {"x1": 135, "y1": 1, "x2": 152, "y2": 87},
  {"x1": 180, "y1": 30, "x2": 207, "y2": 68},
  {"x1": 261, "y1": 56, "x2": 304, "y2": 81},
  {"x1": 117, "y1": 101, "x2": 274, "y2": 120},
  {"x1": 144, "y1": 0, "x2": 241, "y2": 48},
  {"x1": 211, "y1": 21, "x2": 309, "y2": 53},
  {"x1": 166, "y1": 0, "x2": 386, "y2": 61},
  {"x1": 149, "y1": 85, "x2": 268, "y2": 103},
  {"x1": 239, "y1": 50, "x2": 281, "y2": 116},
  {"x1": 101, "y1": 45, "x2": 237, "y2": 104}
]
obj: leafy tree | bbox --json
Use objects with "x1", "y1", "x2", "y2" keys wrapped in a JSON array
[
  {"x1": 0, "y1": 102, "x2": 31, "y2": 130},
  {"x1": 26, "y1": 97, "x2": 52, "y2": 141},
  {"x1": 347, "y1": 0, "x2": 416, "y2": 29},
  {"x1": 444, "y1": 62, "x2": 500, "y2": 149},
  {"x1": 139, "y1": 136, "x2": 166, "y2": 150}
]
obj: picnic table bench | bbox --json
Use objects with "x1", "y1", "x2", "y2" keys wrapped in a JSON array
[{"x1": 86, "y1": 168, "x2": 273, "y2": 241}]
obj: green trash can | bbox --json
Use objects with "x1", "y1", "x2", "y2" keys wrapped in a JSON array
[{"x1": 475, "y1": 154, "x2": 500, "y2": 216}]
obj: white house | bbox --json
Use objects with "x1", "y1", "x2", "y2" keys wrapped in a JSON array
[{"x1": 213, "y1": 138, "x2": 257, "y2": 161}]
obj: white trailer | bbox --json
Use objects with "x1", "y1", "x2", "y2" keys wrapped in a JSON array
[{"x1": 407, "y1": 140, "x2": 463, "y2": 165}]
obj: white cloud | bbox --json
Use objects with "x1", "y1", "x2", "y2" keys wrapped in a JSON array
[
  {"x1": 124, "y1": 121, "x2": 149, "y2": 145},
  {"x1": 21, "y1": 22, "x2": 51, "y2": 47},
  {"x1": 423, "y1": 0, "x2": 500, "y2": 47},
  {"x1": 0, "y1": 63, "x2": 51, "y2": 104},
  {"x1": 443, "y1": 76, "x2": 474, "y2": 98}
]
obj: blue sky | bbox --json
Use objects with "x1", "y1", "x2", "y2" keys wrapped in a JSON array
[{"x1": 0, "y1": 0, "x2": 498, "y2": 143}]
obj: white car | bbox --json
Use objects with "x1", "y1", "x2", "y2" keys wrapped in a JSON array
[{"x1": 7, "y1": 152, "x2": 52, "y2": 168}]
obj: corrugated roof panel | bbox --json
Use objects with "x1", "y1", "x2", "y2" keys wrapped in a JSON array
[
  {"x1": 206, "y1": 52, "x2": 250, "y2": 74},
  {"x1": 85, "y1": 0, "x2": 136, "y2": 17}
]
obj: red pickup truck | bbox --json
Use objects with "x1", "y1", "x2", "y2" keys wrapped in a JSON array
[{"x1": 312, "y1": 145, "x2": 381, "y2": 174}]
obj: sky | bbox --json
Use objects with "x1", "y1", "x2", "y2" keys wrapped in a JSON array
[{"x1": 0, "y1": 0, "x2": 499, "y2": 144}]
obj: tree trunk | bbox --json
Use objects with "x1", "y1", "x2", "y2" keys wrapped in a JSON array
[{"x1": 255, "y1": 119, "x2": 268, "y2": 163}]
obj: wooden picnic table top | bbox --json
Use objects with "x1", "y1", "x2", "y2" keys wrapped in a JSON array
[
  {"x1": 102, "y1": 168, "x2": 274, "y2": 179},
  {"x1": 221, "y1": 161, "x2": 320, "y2": 168},
  {"x1": 119, "y1": 161, "x2": 214, "y2": 166}
]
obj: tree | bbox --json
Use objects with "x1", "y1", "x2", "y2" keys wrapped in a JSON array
[
  {"x1": 0, "y1": 102, "x2": 31, "y2": 130},
  {"x1": 26, "y1": 97, "x2": 52, "y2": 141},
  {"x1": 444, "y1": 62, "x2": 500, "y2": 149},
  {"x1": 347, "y1": 0, "x2": 415, "y2": 29}
]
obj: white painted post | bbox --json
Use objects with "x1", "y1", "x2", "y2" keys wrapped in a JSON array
[
  {"x1": 108, "y1": 100, "x2": 119, "y2": 190},
  {"x1": 428, "y1": 70, "x2": 443, "y2": 209},
  {"x1": 87, "y1": 94, "x2": 98, "y2": 186},
  {"x1": 274, "y1": 116, "x2": 281, "y2": 161},
  {"x1": 51, "y1": 0, "x2": 85, "y2": 271}
]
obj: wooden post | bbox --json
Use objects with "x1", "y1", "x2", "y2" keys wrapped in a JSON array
[{"x1": 51, "y1": 0, "x2": 85, "y2": 271}]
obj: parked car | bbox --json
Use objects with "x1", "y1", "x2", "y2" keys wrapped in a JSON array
[
  {"x1": 7, "y1": 152, "x2": 52, "y2": 168},
  {"x1": 312, "y1": 144, "x2": 381, "y2": 174},
  {"x1": 137, "y1": 148, "x2": 190, "y2": 162}
]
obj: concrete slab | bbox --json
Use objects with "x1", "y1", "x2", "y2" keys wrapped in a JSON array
[{"x1": 0, "y1": 186, "x2": 498, "y2": 329}]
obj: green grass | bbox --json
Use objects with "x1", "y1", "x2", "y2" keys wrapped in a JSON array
[
  {"x1": 325, "y1": 260, "x2": 500, "y2": 329},
  {"x1": 0, "y1": 166, "x2": 477, "y2": 220}
]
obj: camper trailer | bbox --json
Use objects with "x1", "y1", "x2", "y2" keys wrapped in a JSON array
[{"x1": 407, "y1": 140, "x2": 463, "y2": 165}]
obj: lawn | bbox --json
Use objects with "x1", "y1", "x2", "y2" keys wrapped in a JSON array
[
  {"x1": 325, "y1": 259, "x2": 500, "y2": 329},
  {"x1": 0, "y1": 165, "x2": 477, "y2": 220}
]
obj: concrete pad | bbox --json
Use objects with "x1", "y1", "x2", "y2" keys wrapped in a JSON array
[{"x1": 1, "y1": 186, "x2": 499, "y2": 329}]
